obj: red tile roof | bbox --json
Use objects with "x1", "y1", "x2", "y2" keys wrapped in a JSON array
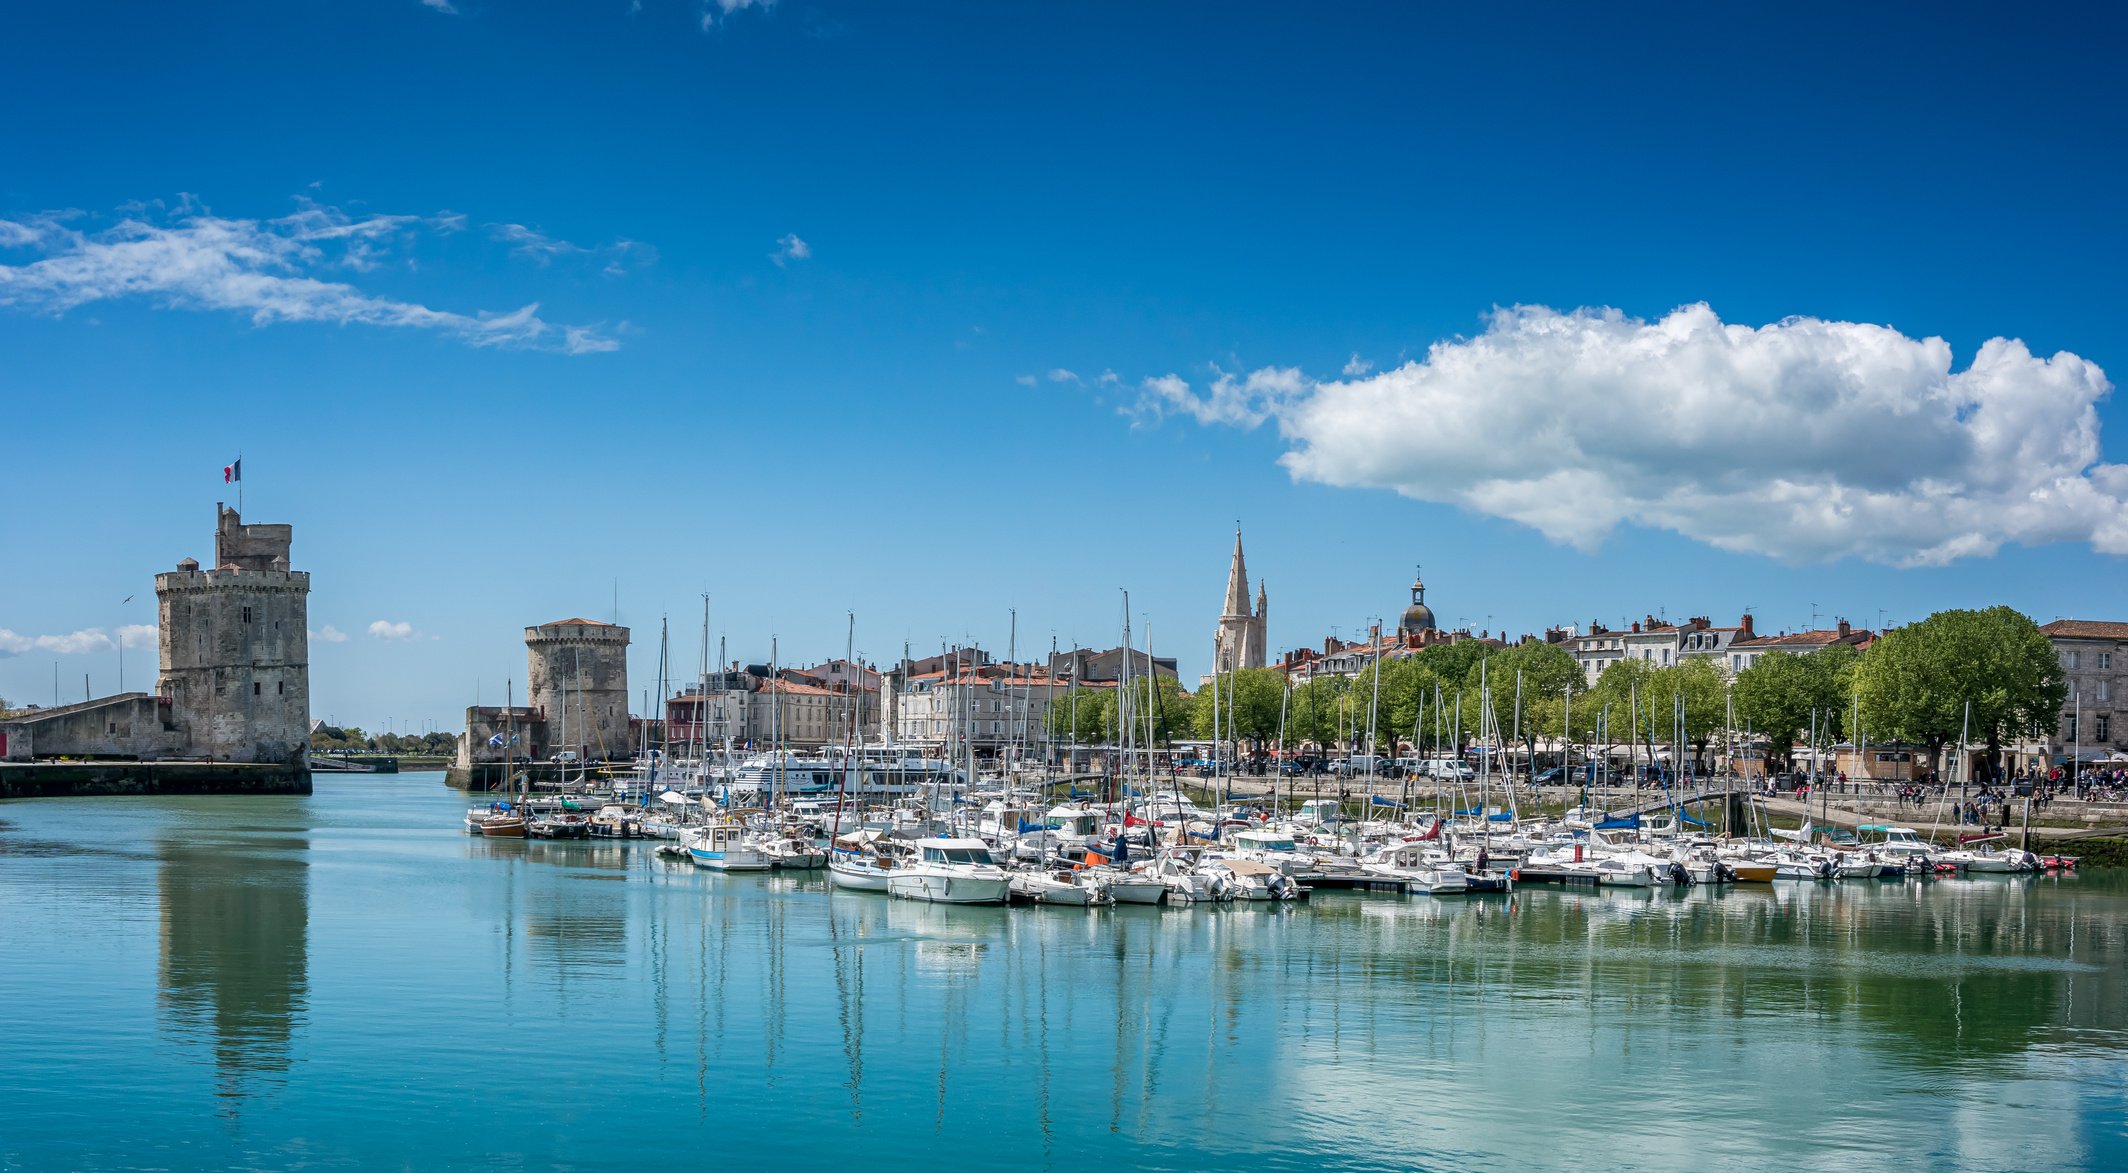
[{"x1": 2040, "y1": 619, "x2": 2128, "y2": 640}]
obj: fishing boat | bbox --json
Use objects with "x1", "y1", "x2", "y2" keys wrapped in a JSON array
[
  {"x1": 886, "y1": 838, "x2": 1012, "y2": 905},
  {"x1": 474, "y1": 802, "x2": 528, "y2": 837},
  {"x1": 683, "y1": 821, "x2": 773, "y2": 871},
  {"x1": 758, "y1": 831, "x2": 827, "y2": 870}
]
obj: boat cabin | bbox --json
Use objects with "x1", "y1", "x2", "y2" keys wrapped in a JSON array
[{"x1": 920, "y1": 838, "x2": 997, "y2": 866}]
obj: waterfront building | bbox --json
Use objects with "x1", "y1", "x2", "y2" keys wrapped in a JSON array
[
  {"x1": 1, "y1": 504, "x2": 311, "y2": 769},
  {"x1": 1047, "y1": 645, "x2": 1178, "y2": 686},
  {"x1": 878, "y1": 650, "x2": 1060, "y2": 759},
  {"x1": 1724, "y1": 618, "x2": 1874, "y2": 674},
  {"x1": 2040, "y1": 619, "x2": 2127, "y2": 763},
  {"x1": 664, "y1": 664, "x2": 876, "y2": 750}
]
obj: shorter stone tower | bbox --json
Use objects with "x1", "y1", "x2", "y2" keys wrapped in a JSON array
[
  {"x1": 526, "y1": 619, "x2": 631, "y2": 760},
  {"x1": 155, "y1": 505, "x2": 311, "y2": 763}
]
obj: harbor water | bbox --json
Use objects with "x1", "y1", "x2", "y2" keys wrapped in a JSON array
[{"x1": 2, "y1": 774, "x2": 2123, "y2": 1171}]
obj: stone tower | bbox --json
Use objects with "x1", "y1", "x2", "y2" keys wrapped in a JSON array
[
  {"x1": 1212, "y1": 528, "x2": 1268, "y2": 672},
  {"x1": 155, "y1": 505, "x2": 311, "y2": 763},
  {"x1": 526, "y1": 619, "x2": 631, "y2": 760}
]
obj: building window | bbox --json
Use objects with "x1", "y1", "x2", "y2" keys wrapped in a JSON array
[
  {"x1": 278, "y1": 681, "x2": 284, "y2": 695},
  {"x1": 2066, "y1": 651, "x2": 2080, "y2": 670},
  {"x1": 253, "y1": 682, "x2": 261, "y2": 696},
  {"x1": 2065, "y1": 717, "x2": 2077, "y2": 742},
  {"x1": 2101, "y1": 680, "x2": 2112, "y2": 702},
  {"x1": 2098, "y1": 715, "x2": 2112, "y2": 742},
  {"x1": 242, "y1": 606, "x2": 253, "y2": 624}
]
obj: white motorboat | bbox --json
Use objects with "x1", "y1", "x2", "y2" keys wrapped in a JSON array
[
  {"x1": 1201, "y1": 856, "x2": 1303, "y2": 901},
  {"x1": 887, "y1": 838, "x2": 1012, "y2": 905},
  {"x1": 760, "y1": 833, "x2": 826, "y2": 870},
  {"x1": 1083, "y1": 866, "x2": 1169, "y2": 905},
  {"x1": 683, "y1": 821, "x2": 772, "y2": 871},
  {"x1": 1228, "y1": 828, "x2": 1319, "y2": 877},
  {"x1": 826, "y1": 832, "x2": 910, "y2": 891},
  {"x1": 1009, "y1": 867, "x2": 1104, "y2": 906}
]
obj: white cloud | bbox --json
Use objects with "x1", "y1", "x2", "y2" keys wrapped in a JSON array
[
  {"x1": 0, "y1": 625, "x2": 150, "y2": 656},
  {"x1": 1014, "y1": 374, "x2": 1037, "y2": 387},
  {"x1": 1133, "y1": 365, "x2": 1307, "y2": 428},
  {"x1": 1047, "y1": 368, "x2": 1080, "y2": 384},
  {"x1": 312, "y1": 624, "x2": 349, "y2": 643},
  {"x1": 368, "y1": 620, "x2": 417, "y2": 641},
  {"x1": 1128, "y1": 304, "x2": 2128, "y2": 567},
  {"x1": 0, "y1": 202, "x2": 618, "y2": 355},
  {"x1": 703, "y1": 0, "x2": 775, "y2": 28},
  {"x1": 1342, "y1": 353, "x2": 1373, "y2": 377},
  {"x1": 421, "y1": 0, "x2": 460, "y2": 13},
  {"x1": 771, "y1": 233, "x2": 810, "y2": 267}
]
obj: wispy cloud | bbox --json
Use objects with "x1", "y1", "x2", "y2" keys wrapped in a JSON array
[
  {"x1": 1046, "y1": 368, "x2": 1081, "y2": 385},
  {"x1": 0, "y1": 624, "x2": 154, "y2": 657},
  {"x1": 421, "y1": 0, "x2": 460, "y2": 14},
  {"x1": 1342, "y1": 353, "x2": 1373, "y2": 377},
  {"x1": 1125, "y1": 304, "x2": 2128, "y2": 567},
  {"x1": 703, "y1": 0, "x2": 776, "y2": 30},
  {"x1": 368, "y1": 620, "x2": 418, "y2": 641},
  {"x1": 1014, "y1": 374, "x2": 1038, "y2": 387},
  {"x1": 771, "y1": 233, "x2": 811, "y2": 267},
  {"x1": 311, "y1": 624, "x2": 349, "y2": 643},
  {"x1": 486, "y1": 223, "x2": 654, "y2": 276},
  {"x1": 0, "y1": 200, "x2": 619, "y2": 355}
]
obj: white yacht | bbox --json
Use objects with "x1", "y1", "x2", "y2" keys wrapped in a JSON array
[{"x1": 887, "y1": 838, "x2": 1012, "y2": 905}]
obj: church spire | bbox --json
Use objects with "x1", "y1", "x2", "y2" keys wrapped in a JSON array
[{"x1": 1221, "y1": 526, "x2": 1250, "y2": 619}]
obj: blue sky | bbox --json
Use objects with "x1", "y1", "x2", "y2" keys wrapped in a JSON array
[{"x1": 3, "y1": 1, "x2": 2124, "y2": 732}]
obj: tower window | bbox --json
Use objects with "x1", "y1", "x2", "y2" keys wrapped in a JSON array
[
  {"x1": 254, "y1": 682, "x2": 261, "y2": 696},
  {"x1": 242, "y1": 606, "x2": 253, "y2": 624},
  {"x1": 277, "y1": 681, "x2": 284, "y2": 695}
]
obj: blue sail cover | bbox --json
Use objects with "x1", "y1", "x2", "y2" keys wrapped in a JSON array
[
  {"x1": 1678, "y1": 811, "x2": 1710, "y2": 827},
  {"x1": 1487, "y1": 810, "x2": 1516, "y2": 822},
  {"x1": 1370, "y1": 795, "x2": 1403, "y2": 807},
  {"x1": 1017, "y1": 820, "x2": 1047, "y2": 834},
  {"x1": 1593, "y1": 814, "x2": 1641, "y2": 830}
]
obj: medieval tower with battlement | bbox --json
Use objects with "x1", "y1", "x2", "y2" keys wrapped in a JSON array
[{"x1": 154, "y1": 505, "x2": 311, "y2": 764}]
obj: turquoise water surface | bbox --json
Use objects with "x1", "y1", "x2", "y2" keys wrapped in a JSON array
[{"x1": 2, "y1": 774, "x2": 2123, "y2": 1171}]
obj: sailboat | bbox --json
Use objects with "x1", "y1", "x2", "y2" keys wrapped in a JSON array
[{"x1": 475, "y1": 682, "x2": 529, "y2": 837}]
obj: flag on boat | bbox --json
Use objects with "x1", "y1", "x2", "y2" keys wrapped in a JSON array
[
  {"x1": 1123, "y1": 813, "x2": 1148, "y2": 827},
  {"x1": 223, "y1": 459, "x2": 241, "y2": 483}
]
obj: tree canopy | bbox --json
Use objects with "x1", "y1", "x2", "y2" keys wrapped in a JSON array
[
  {"x1": 1854, "y1": 606, "x2": 2065, "y2": 765},
  {"x1": 1732, "y1": 645, "x2": 1855, "y2": 766}
]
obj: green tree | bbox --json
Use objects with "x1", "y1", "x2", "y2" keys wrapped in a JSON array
[
  {"x1": 1285, "y1": 676, "x2": 1349, "y2": 750},
  {"x1": 1191, "y1": 668, "x2": 1284, "y2": 749},
  {"x1": 1854, "y1": 606, "x2": 2066, "y2": 778},
  {"x1": 1044, "y1": 686, "x2": 1108, "y2": 744},
  {"x1": 1732, "y1": 645, "x2": 1856, "y2": 769}
]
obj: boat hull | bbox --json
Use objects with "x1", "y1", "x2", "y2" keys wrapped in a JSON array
[{"x1": 888, "y1": 872, "x2": 1010, "y2": 905}]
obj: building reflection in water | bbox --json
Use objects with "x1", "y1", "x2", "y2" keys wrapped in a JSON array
[{"x1": 156, "y1": 831, "x2": 309, "y2": 1110}]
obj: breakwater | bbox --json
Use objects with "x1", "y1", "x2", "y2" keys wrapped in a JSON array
[{"x1": 0, "y1": 761, "x2": 310, "y2": 798}]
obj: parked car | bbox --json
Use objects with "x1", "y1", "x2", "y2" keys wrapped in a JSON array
[{"x1": 1533, "y1": 767, "x2": 1567, "y2": 786}]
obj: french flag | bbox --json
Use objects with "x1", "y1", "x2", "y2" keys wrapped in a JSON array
[{"x1": 223, "y1": 459, "x2": 241, "y2": 484}]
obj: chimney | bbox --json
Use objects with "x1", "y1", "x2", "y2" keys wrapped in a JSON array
[
  {"x1": 1837, "y1": 618, "x2": 1851, "y2": 638},
  {"x1": 1740, "y1": 613, "x2": 1754, "y2": 637},
  {"x1": 1632, "y1": 621, "x2": 1642, "y2": 634}
]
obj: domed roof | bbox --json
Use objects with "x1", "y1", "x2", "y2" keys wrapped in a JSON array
[
  {"x1": 1400, "y1": 601, "x2": 1436, "y2": 635},
  {"x1": 1398, "y1": 567, "x2": 1436, "y2": 635}
]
